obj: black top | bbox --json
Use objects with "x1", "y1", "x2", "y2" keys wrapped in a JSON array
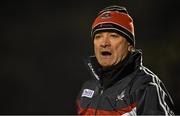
[{"x1": 77, "y1": 50, "x2": 175, "y2": 115}]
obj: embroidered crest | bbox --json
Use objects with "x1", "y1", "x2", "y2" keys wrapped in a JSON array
[
  {"x1": 101, "y1": 12, "x2": 112, "y2": 19},
  {"x1": 116, "y1": 89, "x2": 126, "y2": 101}
]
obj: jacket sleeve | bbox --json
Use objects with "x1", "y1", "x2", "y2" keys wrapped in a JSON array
[{"x1": 135, "y1": 82, "x2": 175, "y2": 115}]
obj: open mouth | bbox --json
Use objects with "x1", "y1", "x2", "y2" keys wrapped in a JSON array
[{"x1": 101, "y1": 51, "x2": 112, "y2": 56}]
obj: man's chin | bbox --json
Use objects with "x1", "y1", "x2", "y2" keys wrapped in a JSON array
[{"x1": 99, "y1": 62, "x2": 113, "y2": 68}]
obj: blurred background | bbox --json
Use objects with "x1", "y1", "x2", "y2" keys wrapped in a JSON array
[{"x1": 0, "y1": 0, "x2": 179, "y2": 114}]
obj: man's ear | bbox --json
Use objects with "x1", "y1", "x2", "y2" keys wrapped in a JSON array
[{"x1": 128, "y1": 44, "x2": 135, "y2": 52}]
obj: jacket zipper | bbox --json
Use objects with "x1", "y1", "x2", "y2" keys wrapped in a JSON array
[{"x1": 94, "y1": 86, "x2": 104, "y2": 115}]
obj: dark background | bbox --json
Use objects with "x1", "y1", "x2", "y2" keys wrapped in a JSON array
[{"x1": 0, "y1": 0, "x2": 179, "y2": 114}]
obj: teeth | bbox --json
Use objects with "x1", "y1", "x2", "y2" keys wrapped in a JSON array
[{"x1": 101, "y1": 51, "x2": 111, "y2": 56}]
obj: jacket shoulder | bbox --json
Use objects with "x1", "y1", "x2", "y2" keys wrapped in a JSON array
[{"x1": 130, "y1": 66, "x2": 161, "y2": 93}]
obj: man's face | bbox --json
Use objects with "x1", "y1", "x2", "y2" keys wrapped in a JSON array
[{"x1": 94, "y1": 31, "x2": 132, "y2": 68}]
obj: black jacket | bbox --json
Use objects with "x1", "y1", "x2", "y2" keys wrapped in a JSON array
[{"x1": 76, "y1": 50, "x2": 175, "y2": 115}]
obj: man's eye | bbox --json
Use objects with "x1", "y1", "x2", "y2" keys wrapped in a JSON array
[
  {"x1": 94, "y1": 35, "x2": 101, "y2": 39},
  {"x1": 110, "y1": 34, "x2": 119, "y2": 38}
]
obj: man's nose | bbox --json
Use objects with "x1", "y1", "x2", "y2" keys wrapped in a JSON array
[{"x1": 100, "y1": 37, "x2": 110, "y2": 48}]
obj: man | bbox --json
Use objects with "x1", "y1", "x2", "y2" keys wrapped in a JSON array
[{"x1": 76, "y1": 5, "x2": 175, "y2": 115}]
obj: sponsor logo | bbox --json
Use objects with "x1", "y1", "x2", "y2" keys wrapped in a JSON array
[
  {"x1": 82, "y1": 89, "x2": 94, "y2": 98},
  {"x1": 99, "y1": 23, "x2": 113, "y2": 28}
]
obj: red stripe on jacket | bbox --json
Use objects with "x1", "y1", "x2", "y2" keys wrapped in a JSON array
[{"x1": 76, "y1": 100, "x2": 136, "y2": 115}]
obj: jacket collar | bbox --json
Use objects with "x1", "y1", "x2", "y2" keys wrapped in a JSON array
[{"x1": 85, "y1": 49, "x2": 143, "y2": 89}]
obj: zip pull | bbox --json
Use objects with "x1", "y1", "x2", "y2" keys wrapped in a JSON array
[
  {"x1": 95, "y1": 86, "x2": 104, "y2": 115},
  {"x1": 99, "y1": 79, "x2": 104, "y2": 95},
  {"x1": 99, "y1": 87, "x2": 104, "y2": 95}
]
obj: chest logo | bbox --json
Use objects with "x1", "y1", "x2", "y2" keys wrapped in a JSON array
[{"x1": 82, "y1": 89, "x2": 94, "y2": 98}]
